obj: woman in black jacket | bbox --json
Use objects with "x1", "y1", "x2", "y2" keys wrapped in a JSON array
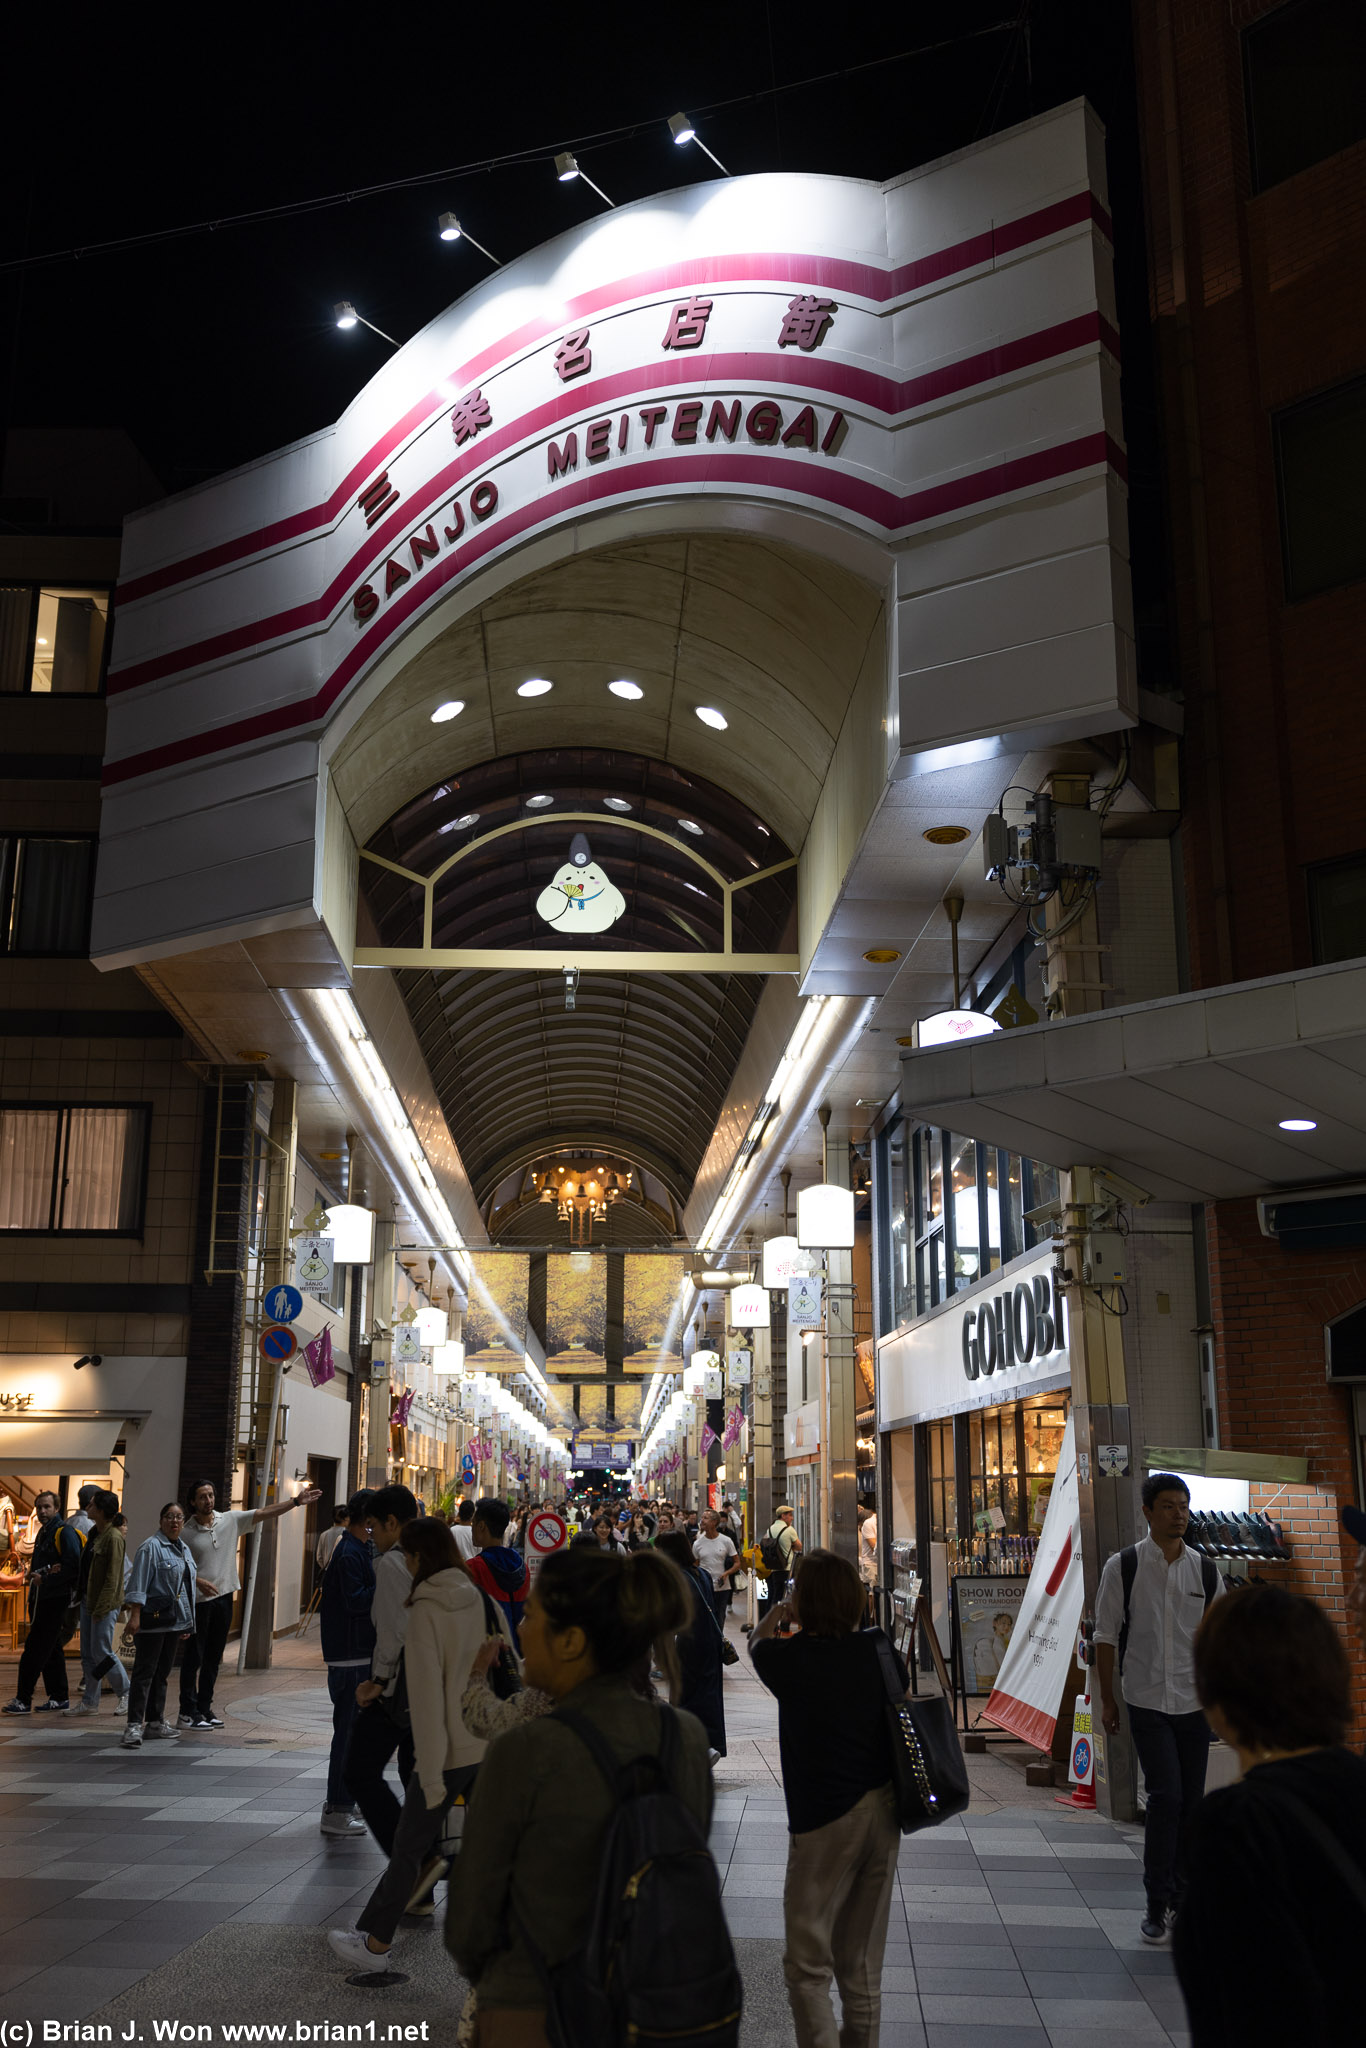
[
  {"x1": 654, "y1": 1530, "x2": 726, "y2": 1758},
  {"x1": 1173, "y1": 1582, "x2": 1366, "y2": 2045}
]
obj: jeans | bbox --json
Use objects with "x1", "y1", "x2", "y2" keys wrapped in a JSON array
[
  {"x1": 326, "y1": 1665, "x2": 366, "y2": 1808},
  {"x1": 178, "y1": 1592, "x2": 233, "y2": 1717},
  {"x1": 782, "y1": 1783, "x2": 900, "y2": 2048},
  {"x1": 127, "y1": 1631, "x2": 181, "y2": 1729},
  {"x1": 1127, "y1": 1703, "x2": 1211, "y2": 1911},
  {"x1": 15, "y1": 1597, "x2": 70, "y2": 1705},
  {"x1": 80, "y1": 1607, "x2": 129, "y2": 1707},
  {"x1": 356, "y1": 1763, "x2": 478, "y2": 1946},
  {"x1": 344, "y1": 1699, "x2": 415, "y2": 1856}
]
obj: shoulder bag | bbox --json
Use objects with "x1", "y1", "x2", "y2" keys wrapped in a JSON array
[{"x1": 869, "y1": 1612, "x2": 970, "y2": 1833}]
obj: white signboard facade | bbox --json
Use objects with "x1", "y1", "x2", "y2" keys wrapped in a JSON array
[{"x1": 877, "y1": 1241, "x2": 1070, "y2": 1429}]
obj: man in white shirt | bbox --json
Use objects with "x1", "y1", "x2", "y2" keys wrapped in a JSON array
[
  {"x1": 452, "y1": 1498, "x2": 477, "y2": 1562},
  {"x1": 692, "y1": 1510, "x2": 738, "y2": 1625},
  {"x1": 178, "y1": 1476, "x2": 320, "y2": 1730},
  {"x1": 348, "y1": 1484, "x2": 420, "y2": 1857},
  {"x1": 1094, "y1": 1472, "x2": 1223, "y2": 1945}
]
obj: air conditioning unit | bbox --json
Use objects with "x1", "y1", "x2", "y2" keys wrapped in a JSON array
[{"x1": 1257, "y1": 1181, "x2": 1366, "y2": 1251}]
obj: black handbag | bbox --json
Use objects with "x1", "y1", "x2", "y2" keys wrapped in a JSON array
[
  {"x1": 378, "y1": 1650, "x2": 411, "y2": 1730},
  {"x1": 477, "y1": 1588, "x2": 524, "y2": 1699},
  {"x1": 870, "y1": 1622, "x2": 970, "y2": 1833}
]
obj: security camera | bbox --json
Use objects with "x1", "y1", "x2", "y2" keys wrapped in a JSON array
[
  {"x1": 1091, "y1": 1166, "x2": 1151, "y2": 1208},
  {"x1": 72, "y1": 1354, "x2": 103, "y2": 1371}
]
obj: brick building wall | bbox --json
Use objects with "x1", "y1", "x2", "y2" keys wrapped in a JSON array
[
  {"x1": 1133, "y1": 0, "x2": 1366, "y2": 991},
  {"x1": 1206, "y1": 1195, "x2": 1365, "y2": 1725}
]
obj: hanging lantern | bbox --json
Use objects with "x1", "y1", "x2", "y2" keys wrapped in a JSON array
[{"x1": 797, "y1": 1182, "x2": 855, "y2": 1250}]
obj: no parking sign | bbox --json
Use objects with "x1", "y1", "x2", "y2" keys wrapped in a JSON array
[{"x1": 524, "y1": 1508, "x2": 567, "y2": 1579}]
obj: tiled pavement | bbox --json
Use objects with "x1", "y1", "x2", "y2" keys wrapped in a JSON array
[{"x1": 0, "y1": 1631, "x2": 1188, "y2": 2045}]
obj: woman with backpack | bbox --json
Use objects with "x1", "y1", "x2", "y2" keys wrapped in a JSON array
[
  {"x1": 328, "y1": 1519, "x2": 488, "y2": 1975},
  {"x1": 446, "y1": 1546, "x2": 729, "y2": 2047}
]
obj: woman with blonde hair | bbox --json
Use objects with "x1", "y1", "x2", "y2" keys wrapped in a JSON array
[{"x1": 446, "y1": 1546, "x2": 717, "y2": 2043}]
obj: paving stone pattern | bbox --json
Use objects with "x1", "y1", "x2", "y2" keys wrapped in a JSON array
[{"x1": 0, "y1": 1634, "x2": 1189, "y2": 2046}]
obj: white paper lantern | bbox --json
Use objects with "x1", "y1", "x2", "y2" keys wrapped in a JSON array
[
  {"x1": 797, "y1": 1182, "x2": 855, "y2": 1250},
  {"x1": 416, "y1": 1305, "x2": 448, "y2": 1345},
  {"x1": 323, "y1": 1204, "x2": 376, "y2": 1264},
  {"x1": 729, "y1": 1283, "x2": 770, "y2": 1329},
  {"x1": 762, "y1": 1234, "x2": 803, "y2": 1290}
]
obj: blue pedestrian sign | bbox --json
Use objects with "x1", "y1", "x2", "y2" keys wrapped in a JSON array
[{"x1": 264, "y1": 1284, "x2": 304, "y2": 1324}]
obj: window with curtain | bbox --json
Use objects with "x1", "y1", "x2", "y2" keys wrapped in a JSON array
[
  {"x1": 0, "y1": 1106, "x2": 149, "y2": 1232},
  {"x1": 1, "y1": 837, "x2": 96, "y2": 955}
]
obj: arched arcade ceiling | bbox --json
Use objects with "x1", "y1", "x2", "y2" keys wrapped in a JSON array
[{"x1": 333, "y1": 532, "x2": 884, "y2": 1221}]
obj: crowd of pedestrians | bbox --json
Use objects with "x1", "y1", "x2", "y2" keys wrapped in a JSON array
[{"x1": 6, "y1": 1473, "x2": 1364, "y2": 2048}]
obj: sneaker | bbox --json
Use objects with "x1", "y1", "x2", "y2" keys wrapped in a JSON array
[
  {"x1": 196, "y1": 1711, "x2": 225, "y2": 1730},
  {"x1": 1, "y1": 1699, "x2": 30, "y2": 1715},
  {"x1": 144, "y1": 1721, "x2": 180, "y2": 1741},
  {"x1": 34, "y1": 1699, "x2": 70, "y2": 1713},
  {"x1": 176, "y1": 1712, "x2": 199, "y2": 1728},
  {"x1": 319, "y1": 1806, "x2": 368, "y2": 1837},
  {"x1": 72, "y1": 1702, "x2": 100, "y2": 1716},
  {"x1": 1140, "y1": 1911, "x2": 1171, "y2": 1946},
  {"x1": 122, "y1": 1723, "x2": 144, "y2": 1749},
  {"x1": 327, "y1": 1928, "x2": 392, "y2": 1974},
  {"x1": 405, "y1": 1854, "x2": 448, "y2": 1915},
  {"x1": 112, "y1": 1697, "x2": 128, "y2": 1717}
]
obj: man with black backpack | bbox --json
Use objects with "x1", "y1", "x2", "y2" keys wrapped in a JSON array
[
  {"x1": 759, "y1": 1503, "x2": 801, "y2": 1610},
  {"x1": 3, "y1": 1490, "x2": 82, "y2": 1715},
  {"x1": 1094, "y1": 1471, "x2": 1224, "y2": 1946}
]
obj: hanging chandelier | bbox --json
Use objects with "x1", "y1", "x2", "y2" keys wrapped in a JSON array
[{"x1": 527, "y1": 1154, "x2": 635, "y2": 1243}]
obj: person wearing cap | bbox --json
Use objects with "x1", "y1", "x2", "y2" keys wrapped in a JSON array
[{"x1": 763, "y1": 1504, "x2": 802, "y2": 1610}]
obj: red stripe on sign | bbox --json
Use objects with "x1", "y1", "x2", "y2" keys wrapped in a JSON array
[
  {"x1": 101, "y1": 429, "x2": 1121, "y2": 787},
  {"x1": 981, "y1": 1689, "x2": 1058, "y2": 1752},
  {"x1": 113, "y1": 191, "x2": 1113, "y2": 608},
  {"x1": 106, "y1": 318, "x2": 1119, "y2": 697}
]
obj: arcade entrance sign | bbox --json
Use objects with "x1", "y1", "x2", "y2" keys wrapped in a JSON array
[{"x1": 94, "y1": 102, "x2": 1134, "y2": 976}]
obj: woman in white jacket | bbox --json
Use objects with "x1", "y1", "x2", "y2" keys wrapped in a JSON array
[{"x1": 329, "y1": 1519, "x2": 489, "y2": 1974}]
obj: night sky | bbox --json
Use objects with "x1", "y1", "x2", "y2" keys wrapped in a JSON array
[{"x1": 2, "y1": 4, "x2": 1148, "y2": 501}]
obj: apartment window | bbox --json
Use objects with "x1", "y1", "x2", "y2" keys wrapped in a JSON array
[
  {"x1": 0, "y1": 837, "x2": 96, "y2": 955},
  {"x1": 1308, "y1": 852, "x2": 1366, "y2": 963},
  {"x1": 0, "y1": 585, "x2": 111, "y2": 694},
  {"x1": 1244, "y1": 0, "x2": 1366, "y2": 193},
  {"x1": 1273, "y1": 379, "x2": 1366, "y2": 601},
  {"x1": 0, "y1": 1105, "x2": 150, "y2": 1234}
]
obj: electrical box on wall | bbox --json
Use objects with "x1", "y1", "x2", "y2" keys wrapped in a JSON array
[{"x1": 1083, "y1": 1232, "x2": 1127, "y2": 1287}]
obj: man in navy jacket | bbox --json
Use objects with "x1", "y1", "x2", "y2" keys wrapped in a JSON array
[{"x1": 319, "y1": 1490, "x2": 376, "y2": 1836}]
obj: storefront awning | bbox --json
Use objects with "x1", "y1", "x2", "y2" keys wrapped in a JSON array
[
  {"x1": 899, "y1": 959, "x2": 1366, "y2": 1203},
  {"x1": 0, "y1": 1414, "x2": 127, "y2": 1474}
]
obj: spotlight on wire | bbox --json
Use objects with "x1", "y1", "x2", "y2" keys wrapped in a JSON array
[
  {"x1": 665, "y1": 112, "x2": 730, "y2": 176},
  {"x1": 332, "y1": 302, "x2": 400, "y2": 349},
  {"x1": 72, "y1": 1354, "x2": 103, "y2": 1371},
  {"x1": 435, "y1": 213, "x2": 500, "y2": 264},
  {"x1": 553, "y1": 152, "x2": 616, "y2": 208}
]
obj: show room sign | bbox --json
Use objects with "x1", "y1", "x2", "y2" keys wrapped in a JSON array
[{"x1": 877, "y1": 1241, "x2": 1070, "y2": 1429}]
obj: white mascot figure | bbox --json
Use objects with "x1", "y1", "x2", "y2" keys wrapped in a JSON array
[{"x1": 535, "y1": 833, "x2": 627, "y2": 933}]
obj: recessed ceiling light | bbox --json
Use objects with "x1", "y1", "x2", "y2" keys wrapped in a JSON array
[
  {"x1": 1278, "y1": 1117, "x2": 1317, "y2": 1132},
  {"x1": 695, "y1": 706, "x2": 728, "y2": 730},
  {"x1": 431, "y1": 700, "x2": 465, "y2": 723},
  {"x1": 923, "y1": 825, "x2": 971, "y2": 845},
  {"x1": 518, "y1": 678, "x2": 554, "y2": 697},
  {"x1": 863, "y1": 948, "x2": 902, "y2": 964},
  {"x1": 453, "y1": 812, "x2": 480, "y2": 829},
  {"x1": 684, "y1": 882, "x2": 707, "y2": 896},
  {"x1": 756, "y1": 824, "x2": 770, "y2": 836},
  {"x1": 525, "y1": 793, "x2": 554, "y2": 808},
  {"x1": 609, "y1": 680, "x2": 643, "y2": 700},
  {"x1": 603, "y1": 797, "x2": 632, "y2": 812},
  {"x1": 432, "y1": 785, "x2": 451, "y2": 801},
  {"x1": 679, "y1": 819, "x2": 703, "y2": 836}
]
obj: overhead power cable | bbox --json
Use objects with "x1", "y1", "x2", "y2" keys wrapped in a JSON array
[{"x1": 0, "y1": 24, "x2": 1019, "y2": 278}]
